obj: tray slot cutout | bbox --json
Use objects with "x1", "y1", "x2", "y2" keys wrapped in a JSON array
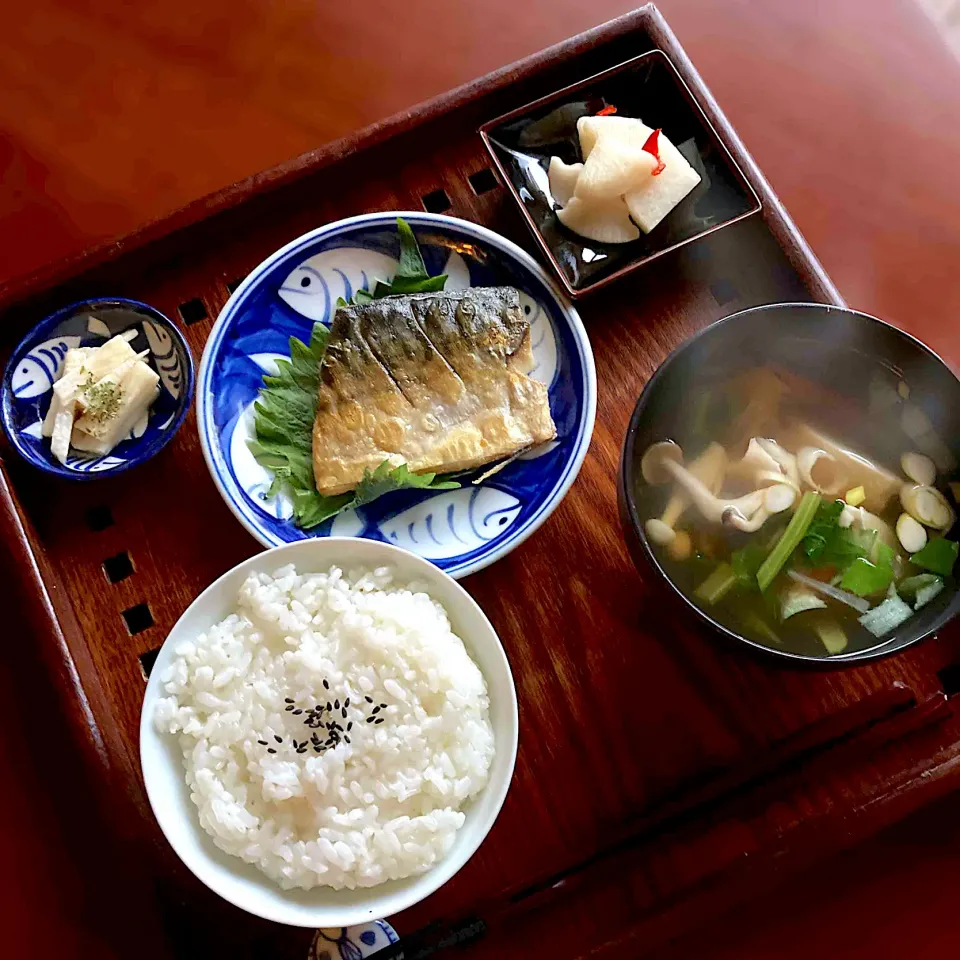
[
  {"x1": 421, "y1": 188, "x2": 451, "y2": 213},
  {"x1": 178, "y1": 298, "x2": 208, "y2": 325},
  {"x1": 226, "y1": 277, "x2": 245, "y2": 294},
  {"x1": 102, "y1": 551, "x2": 134, "y2": 584},
  {"x1": 122, "y1": 602, "x2": 154, "y2": 635},
  {"x1": 937, "y1": 663, "x2": 960, "y2": 698},
  {"x1": 468, "y1": 168, "x2": 499, "y2": 195},
  {"x1": 138, "y1": 646, "x2": 162, "y2": 681}
]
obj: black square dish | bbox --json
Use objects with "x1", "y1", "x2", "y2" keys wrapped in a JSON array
[{"x1": 479, "y1": 50, "x2": 762, "y2": 298}]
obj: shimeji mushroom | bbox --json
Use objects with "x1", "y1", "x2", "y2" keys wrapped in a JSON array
[
  {"x1": 641, "y1": 441, "x2": 792, "y2": 531},
  {"x1": 644, "y1": 442, "x2": 727, "y2": 546},
  {"x1": 900, "y1": 483, "x2": 955, "y2": 530},
  {"x1": 755, "y1": 438, "x2": 801, "y2": 488},
  {"x1": 726, "y1": 438, "x2": 795, "y2": 489},
  {"x1": 797, "y1": 447, "x2": 844, "y2": 495},
  {"x1": 723, "y1": 483, "x2": 797, "y2": 533}
]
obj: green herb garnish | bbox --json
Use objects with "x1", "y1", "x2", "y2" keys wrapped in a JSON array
[
  {"x1": 249, "y1": 218, "x2": 458, "y2": 529},
  {"x1": 800, "y1": 499, "x2": 867, "y2": 570},
  {"x1": 83, "y1": 380, "x2": 124, "y2": 424}
]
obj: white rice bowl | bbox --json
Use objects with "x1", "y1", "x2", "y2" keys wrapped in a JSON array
[
  {"x1": 140, "y1": 539, "x2": 517, "y2": 926},
  {"x1": 155, "y1": 563, "x2": 494, "y2": 890}
]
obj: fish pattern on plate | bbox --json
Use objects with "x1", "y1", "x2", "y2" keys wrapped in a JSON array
[
  {"x1": 198, "y1": 213, "x2": 596, "y2": 579},
  {"x1": 1, "y1": 300, "x2": 194, "y2": 478}
]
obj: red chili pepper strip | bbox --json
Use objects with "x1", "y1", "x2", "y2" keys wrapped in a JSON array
[
  {"x1": 642, "y1": 127, "x2": 666, "y2": 175},
  {"x1": 596, "y1": 105, "x2": 617, "y2": 116}
]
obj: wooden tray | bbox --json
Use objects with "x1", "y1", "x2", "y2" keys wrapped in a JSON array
[{"x1": 4, "y1": 6, "x2": 960, "y2": 958}]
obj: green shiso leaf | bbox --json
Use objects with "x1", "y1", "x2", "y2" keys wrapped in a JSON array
[{"x1": 249, "y1": 219, "x2": 456, "y2": 527}]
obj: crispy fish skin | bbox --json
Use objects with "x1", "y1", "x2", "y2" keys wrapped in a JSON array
[{"x1": 312, "y1": 287, "x2": 556, "y2": 495}]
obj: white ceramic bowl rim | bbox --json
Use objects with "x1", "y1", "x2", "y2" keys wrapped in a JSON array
[{"x1": 139, "y1": 537, "x2": 519, "y2": 927}]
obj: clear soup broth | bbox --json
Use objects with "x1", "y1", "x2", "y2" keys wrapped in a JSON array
[{"x1": 635, "y1": 365, "x2": 959, "y2": 658}]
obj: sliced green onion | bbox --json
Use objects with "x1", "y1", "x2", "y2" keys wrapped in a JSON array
[
  {"x1": 915, "y1": 579, "x2": 945, "y2": 609},
  {"x1": 695, "y1": 563, "x2": 738, "y2": 604},
  {"x1": 757, "y1": 491, "x2": 821, "y2": 592},
  {"x1": 780, "y1": 584, "x2": 827, "y2": 620},
  {"x1": 909, "y1": 538, "x2": 959, "y2": 577},
  {"x1": 897, "y1": 573, "x2": 941, "y2": 600},
  {"x1": 858, "y1": 590, "x2": 913, "y2": 637}
]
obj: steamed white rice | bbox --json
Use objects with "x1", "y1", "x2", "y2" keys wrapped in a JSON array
[{"x1": 154, "y1": 564, "x2": 494, "y2": 890}]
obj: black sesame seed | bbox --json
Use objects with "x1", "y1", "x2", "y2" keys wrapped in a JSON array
[
  {"x1": 372, "y1": 706, "x2": 381, "y2": 715},
  {"x1": 341, "y1": 708, "x2": 347, "y2": 719},
  {"x1": 315, "y1": 704, "x2": 323, "y2": 712},
  {"x1": 366, "y1": 716, "x2": 375, "y2": 723},
  {"x1": 293, "y1": 709, "x2": 303, "y2": 715},
  {"x1": 344, "y1": 736, "x2": 351, "y2": 744},
  {"x1": 375, "y1": 717, "x2": 384, "y2": 724},
  {"x1": 284, "y1": 698, "x2": 294, "y2": 704},
  {"x1": 380, "y1": 703, "x2": 387, "y2": 709},
  {"x1": 347, "y1": 721, "x2": 354, "y2": 731},
  {"x1": 285, "y1": 705, "x2": 294, "y2": 711},
  {"x1": 257, "y1": 740, "x2": 268, "y2": 746},
  {"x1": 267, "y1": 748, "x2": 277, "y2": 754},
  {"x1": 326, "y1": 701, "x2": 333, "y2": 711},
  {"x1": 365, "y1": 695, "x2": 374, "y2": 703},
  {"x1": 274, "y1": 735, "x2": 282, "y2": 743},
  {"x1": 323, "y1": 679, "x2": 330, "y2": 690},
  {"x1": 344, "y1": 698, "x2": 350, "y2": 708},
  {"x1": 334, "y1": 698, "x2": 340, "y2": 709}
]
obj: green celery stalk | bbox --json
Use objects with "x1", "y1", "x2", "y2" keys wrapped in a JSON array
[
  {"x1": 695, "y1": 563, "x2": 738, "y2": 604},
  {"x1": 909, "y1": 538, "x2": 959, "y2": 577},
  {"x1": 757, "y1": 491, "x2": 821, "y2": 592}
]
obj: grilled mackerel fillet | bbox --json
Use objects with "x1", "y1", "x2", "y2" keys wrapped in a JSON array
[{"x1": 312, "y1": 287, "x2": 556, "y2": 495}]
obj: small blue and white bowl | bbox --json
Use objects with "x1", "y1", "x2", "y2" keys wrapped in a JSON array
[
  {"x1": 198, "y1": 212, "x2": 597, "y2": 578},
  {"x1": 1, "y1": 298, "x2": 194, "y2": 479}
]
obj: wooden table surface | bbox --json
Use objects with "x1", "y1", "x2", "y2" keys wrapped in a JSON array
[{"x1": 2, "y1": 0, "x2": 960, "y2": 957}]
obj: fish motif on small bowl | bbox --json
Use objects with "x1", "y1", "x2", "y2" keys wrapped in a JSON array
[
  {"x1": 1, "y1": 299, "x2": 195, "y2": 480},
  {"x1": 197, "y1": 212, "x2": 597, "y2": 578},
  {"x1": 308, "y1": 921, "x2": 399, "y2": 960}
]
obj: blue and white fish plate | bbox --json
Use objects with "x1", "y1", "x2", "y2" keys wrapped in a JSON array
[
  {"x1": 1, "y1": 298, "x2": 194, "y2": 480},
  {"x1": 198, "y1": 212, "x2": 596, "y2": 578}
]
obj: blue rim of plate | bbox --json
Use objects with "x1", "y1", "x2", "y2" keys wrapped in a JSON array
[
  {"x1": 197, "y1": 212, "x2": 596, "y2": 578},
  {"x1": 1, "y1": 297, "x2": 195, "y2": 480}
]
